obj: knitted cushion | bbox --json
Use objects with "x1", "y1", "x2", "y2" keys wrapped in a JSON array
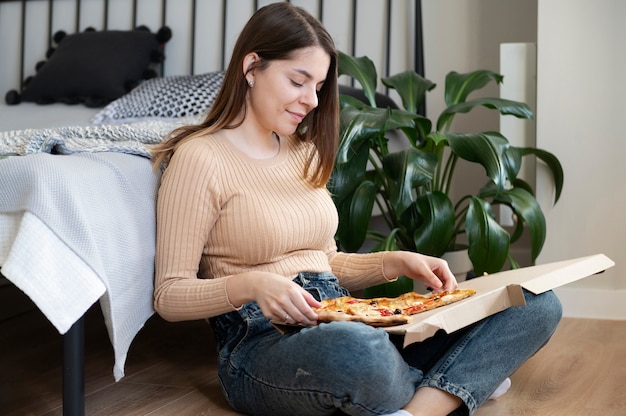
[{"x1": 91, "y1": 71, "x2": 224, "y2": 124}]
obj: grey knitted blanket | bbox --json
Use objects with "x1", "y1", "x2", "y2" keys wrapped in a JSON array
[{"x1": 0, "y1": 118, "x2": 197, "y2": 157}]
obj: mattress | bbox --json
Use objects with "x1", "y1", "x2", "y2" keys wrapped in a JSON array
[{"x1": 0, "y1": 102, "x2": 99, "y2": 131}]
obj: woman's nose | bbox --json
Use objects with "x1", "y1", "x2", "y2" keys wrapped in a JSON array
[{"x1": 302, "y1": 85, "x2": 319, "y2": 109}]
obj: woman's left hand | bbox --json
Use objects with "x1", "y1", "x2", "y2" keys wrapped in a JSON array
[{"x1": 383, "y1": 251, "x2": 457, "y2": 293}]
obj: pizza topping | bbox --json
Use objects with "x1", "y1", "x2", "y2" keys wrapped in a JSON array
[{"x1": 376, "y1": 308, "x2": 394, "y2": 316}]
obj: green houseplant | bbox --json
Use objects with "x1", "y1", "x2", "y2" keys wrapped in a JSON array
[{"x1": 328, "y1": 52, "x2": 564, "y2": 292}]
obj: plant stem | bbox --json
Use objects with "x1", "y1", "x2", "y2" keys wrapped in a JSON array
[
  {"x1": 442, "y1": 153, "x2": 458, "y2": 195},
  {"x1": 433, "y1": 145, "x2": 445, "y2": 191}
]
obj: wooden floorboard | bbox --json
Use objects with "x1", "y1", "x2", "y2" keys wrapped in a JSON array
[
  {"x1": 2, "y1": 283, "x2": 625, "y2": 416},
  {"x1": 475, "y1": 317, "x2": 626, "y2": 416},
  {"x1": 0, "y1": 284, "x2": 240, "y2": 416}
]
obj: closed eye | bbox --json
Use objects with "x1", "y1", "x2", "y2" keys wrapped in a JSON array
[{"x1": 291, "y1": 80, "x2": 304, "y2": 87}]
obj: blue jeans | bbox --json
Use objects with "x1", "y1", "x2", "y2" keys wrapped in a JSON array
[{"x1": 210, "y1": 272, "x2": 562, "y2": 416}]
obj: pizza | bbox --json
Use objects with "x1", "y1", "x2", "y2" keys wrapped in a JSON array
[{"x1": 313, "y1": 289, "x2": 477, "y2": 327}]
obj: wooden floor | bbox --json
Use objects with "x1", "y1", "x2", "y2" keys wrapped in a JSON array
[{"x1": 1, "y1": 284, "x2": 625, "y2": 416}]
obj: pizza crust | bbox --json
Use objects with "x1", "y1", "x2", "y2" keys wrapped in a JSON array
[{"x1": 315, "y1": 309, "x2": 411, "y2": 327}]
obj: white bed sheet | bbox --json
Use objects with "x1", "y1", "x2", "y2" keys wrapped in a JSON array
[
  {"x1": 0, "y1": 103, "x2": 171, "y2": 380},
  {"x1": 0, "y1": 152, "x2": 161, "y2": 381},
  {"x1": 0, "y1": 211, "x2": 107, "y2": 332}
]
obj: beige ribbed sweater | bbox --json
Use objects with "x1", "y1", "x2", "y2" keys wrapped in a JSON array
[{"x1": 154, "y1": 134, "x2": 393, "y2": 321}]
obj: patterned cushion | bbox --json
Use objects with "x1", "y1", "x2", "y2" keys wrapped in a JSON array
[{"x1": 91, "y1": 71, "x2": 224, "y2": 124}]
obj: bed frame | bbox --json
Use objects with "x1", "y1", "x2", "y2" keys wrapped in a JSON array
[
  {"x1": 0, "y1": 1, "x2": 424, "y2": 415},
  {"x1": 1, "y1": 0, "x2": 424, "y2": 99}
]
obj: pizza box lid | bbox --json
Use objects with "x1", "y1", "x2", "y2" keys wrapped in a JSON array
[{"x1": 385, "y1": 253, "x2": 615, "y2": 346}]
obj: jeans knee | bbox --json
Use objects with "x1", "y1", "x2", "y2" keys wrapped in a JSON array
[
  {"x1": 315, "y1": 322, "x2": 418, "y2": 398},
  {"x1": 525, "y1": 290, "x2": 563, "y2": 338},
  {"x1": 317, "y1": 322, "x2": 395, "y2": 374}
]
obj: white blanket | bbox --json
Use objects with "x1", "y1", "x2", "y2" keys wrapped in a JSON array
[{"x1": 0, "y1": 151, "x2": 161, "y2": 381}]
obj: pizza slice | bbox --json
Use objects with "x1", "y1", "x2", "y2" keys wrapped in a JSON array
[{"x1": 314, "y1": 289, "x2": 476, "y2": 327}]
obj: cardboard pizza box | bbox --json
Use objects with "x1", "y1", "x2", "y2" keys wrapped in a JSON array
[{"x1": 385, "y1": 253, "x2": 615, "y2": 346}]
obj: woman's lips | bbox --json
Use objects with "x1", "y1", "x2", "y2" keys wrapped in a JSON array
[{"x1": 288, "y1": 111, "x2": 305, "y2": 124}]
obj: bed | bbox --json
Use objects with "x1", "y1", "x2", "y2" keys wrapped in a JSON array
[{"x1": 0, "y1": 0, "x2": 424, "y2": 414}]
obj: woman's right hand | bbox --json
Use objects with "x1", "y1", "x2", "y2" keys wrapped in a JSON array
[{"x1": 227, "y1": 272, "x2": 320, "y2": 326}]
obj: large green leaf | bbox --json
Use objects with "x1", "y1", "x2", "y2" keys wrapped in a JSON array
[
  {"x1": 510, "y1": 177, "x2": 534, "y2": 197},
  {"x1": 328, "y1": 142, "x2": 370, "y2": 203},
  {"x1": 339, "y1": 94, "x2": 369, "y2": 110},
  {"x1": 421, "y1": 131, "x2": 449, "y2": 155},
  {"x1": 466, "y1": 197, "x2": 510, "y2": 274},
  {"x1": 503, "y1": 146, "x2": 523, "y2": 180},
  {"x1": 335, "y1": 180, "x2": 378, "y2": 252},
  {"x1": 337, "y1": 106, "x2": 428, "y2": 164},
  {"x1": 519, "y1": 147, "x2": 564, "y2": 204},
  {"x1": 401, "y1": 192, "x2": 456, "y2": 257},
  {"x1": 446, "y1": 132, "x2": 510, "y2": 193},
  {"x1": 437, "y1": 97, "x2": 532, "y2": 132},
  {"x1": 497, "y1": 187, "x2": 547, "y2": 263},
  {"x1": 508, "y1": 207, "x2": 526, "y2": 245},
  {"x1": 444, "y1": 70, "x2": 504, "y2": 106},
  {"x1": 337, "y1": 51, "x2": 378, "y2": 107},
  {"x1": 336, "y1": 107, "x2": 386, "y2": 164},
  {"x1": 381, "y1": 70, "x2": 435, "y2": 113},
  {"x1": 388, "y1": 109, "x2": 432, "y2": 146},
  {"x1": 382, "y1": 148, "x2": 438, "y2": 216}
]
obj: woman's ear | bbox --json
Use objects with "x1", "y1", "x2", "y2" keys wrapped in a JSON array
[{"x1": 242, "y1": 52, "x2": 259, "y2": 85}]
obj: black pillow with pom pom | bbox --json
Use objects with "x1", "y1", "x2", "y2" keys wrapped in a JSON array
[
  {"x1": 7, "y1": 26, "x2": 171, "y2": 107},
  {"x1": 5, "y1": 89, "x2": 21, "y2": 105}
]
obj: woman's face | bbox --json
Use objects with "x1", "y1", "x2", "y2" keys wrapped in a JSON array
[{"x1": 245, "y1": 46, "x2": 331, "y2": 137}]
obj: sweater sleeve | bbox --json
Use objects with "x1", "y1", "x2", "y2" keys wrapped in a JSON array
[
  {"x1": 326, "y1": 241, "x2": 398, "y2": 292},
  {"x1": 153, "y1": 140, "x2": 239, "y2": 321}
]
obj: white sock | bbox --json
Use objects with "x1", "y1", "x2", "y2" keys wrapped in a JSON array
[
  {"x1": 488, "y1": 377, "x2": 512, "y2": 400},
  {"x1": 380, "y1": 410, "x2": 413, "y2": 416}
]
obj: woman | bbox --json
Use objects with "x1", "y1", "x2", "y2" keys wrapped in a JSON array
[{"x1": 151, "y1": 3, "x2": 562, "y2": 416}]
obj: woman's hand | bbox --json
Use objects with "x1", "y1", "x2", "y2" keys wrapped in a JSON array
[
  {"x1": 227, "y1": 272, "x2": 320, "y2": 326},
  {"x1": 383, "y1": 251, "x2": 458, "y2": 293}
]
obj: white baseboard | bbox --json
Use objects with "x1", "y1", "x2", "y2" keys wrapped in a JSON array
[{"x1": 554, "y1": 287, "x2": 626, "y2": 320}]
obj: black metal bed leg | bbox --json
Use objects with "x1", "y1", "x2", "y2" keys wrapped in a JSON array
[{"x1": 63, "y1": 315, "x2": 85, "y2": 416}]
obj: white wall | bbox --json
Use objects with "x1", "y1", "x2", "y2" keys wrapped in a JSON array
[
  {"x1": 536, "y1": 0, "x2": 626, "y2": 318},
  {"x1": 422, "y1": 0, "x2": 537, "y2": 130}
]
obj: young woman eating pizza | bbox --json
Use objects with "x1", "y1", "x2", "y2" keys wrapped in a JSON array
[{"x1": 151, "y1": 3, "x2": 562, "y2": 415}]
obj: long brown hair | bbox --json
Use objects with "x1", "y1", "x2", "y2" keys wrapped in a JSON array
[{"x1": 151, "y1": 2, "x2": 338, "y2": 187}]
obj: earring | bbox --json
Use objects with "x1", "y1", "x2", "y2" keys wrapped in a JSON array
[{"x1": 248, "y1": 79, "x2": 254, "y2": 87}]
